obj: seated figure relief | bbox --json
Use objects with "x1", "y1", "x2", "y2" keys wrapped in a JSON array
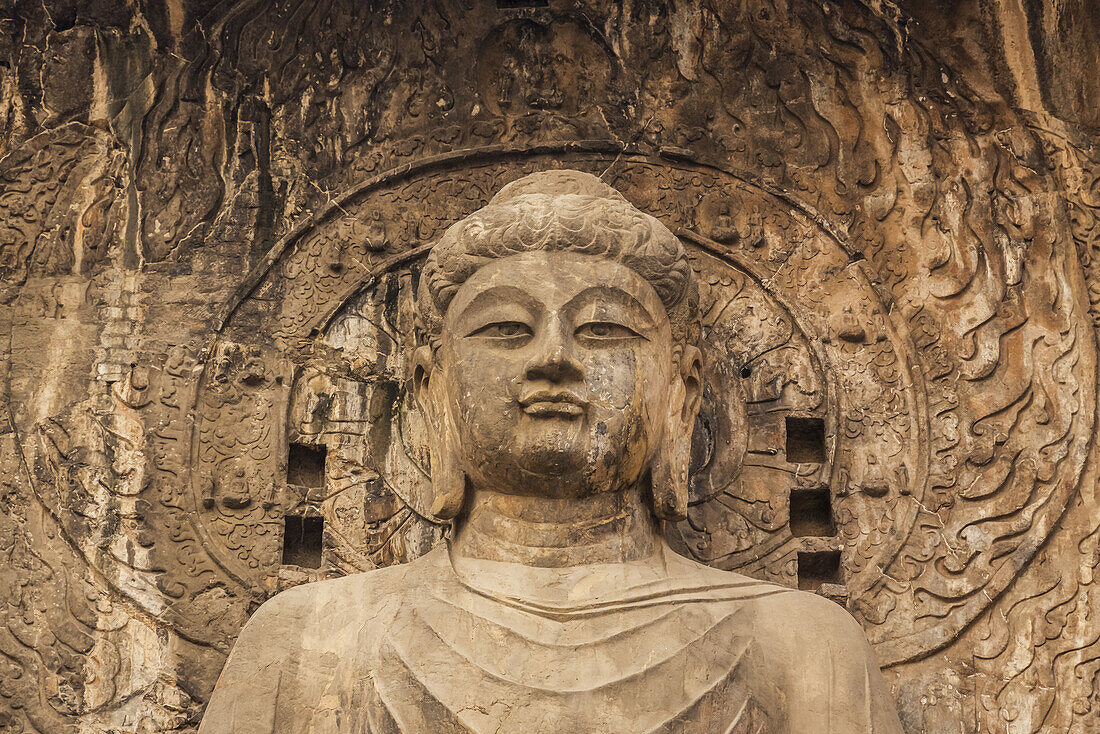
[{"x1": 199, "y1": 170, "x2": 904, "y2": 733}]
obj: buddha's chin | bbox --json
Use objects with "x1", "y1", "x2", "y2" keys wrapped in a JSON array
[
  {"x1": 472, "y1": 447, "x2": 633, "y2": 499},
  {"x1": 493, "y1": 438, "x2": 594, "y2": 490},
  {"x1": 515, "y1": 435, "x2": 588, "y2": 477},
  {"x1": 464, "y1": 418, "x2": 641, "y2": 494},
  {"x1": 515, "y1": 448, "x2": 637, "y2": 499}
]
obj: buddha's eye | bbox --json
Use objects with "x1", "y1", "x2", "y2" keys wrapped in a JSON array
[
  {"x1": 575, "y1": 321, "x2": 643, "y2": 341},
  {"x1": 467, "y1": 321, "x2": 533, "y2": 343}
]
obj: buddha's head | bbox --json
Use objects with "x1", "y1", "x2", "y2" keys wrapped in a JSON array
[{"x1": 413, "y1": 170, "x2": 702, "y2": 522}]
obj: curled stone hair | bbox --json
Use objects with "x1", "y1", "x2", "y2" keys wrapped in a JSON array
[{"x1": 416, "y1": 169, "x2": 700, "y2": 348}]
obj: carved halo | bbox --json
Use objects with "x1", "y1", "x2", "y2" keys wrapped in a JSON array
[{"x1": 186, "y1": 145, "x2": 1094, "y2": 667}]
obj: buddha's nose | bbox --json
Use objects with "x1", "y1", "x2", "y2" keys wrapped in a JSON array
[{"x1": 525, "y1": 327, "x2": 584, "y2": 384}]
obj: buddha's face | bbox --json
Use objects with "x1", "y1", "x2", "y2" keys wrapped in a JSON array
[{"x1": 420, "y1": 250, "x2": 689, "y2": 500}]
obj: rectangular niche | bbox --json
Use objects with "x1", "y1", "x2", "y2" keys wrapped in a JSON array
[
  {"x1": 281, "y1": 514, "x2": 324, "y2": 568},
  {"x1": 496, "y1": 0, "x2": 549, "y2": 7},
  {"x1": 797, "y1": 550, "x2": 842, "y2": 591},
  {"x1": 789, "y1": 487, "x2": 837, "y2": 537},
  {"x1": 287, "y1": 442, "x2": 326, "y2": 488},
  {"x1": 785, "y1": 417, "x2": 826, "y2": 464}
]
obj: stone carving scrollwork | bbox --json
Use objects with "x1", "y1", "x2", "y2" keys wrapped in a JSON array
[{"x1": 1, "y1": 0, "x2": 1097, "y2": 731}]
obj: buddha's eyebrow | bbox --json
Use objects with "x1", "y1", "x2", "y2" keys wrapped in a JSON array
[
  {"x1": 452, "y1": 285, "x2": 538, "y2": 321},
  {"x1": 563, "y1": 286, "x2": 658, "y2": 329}
]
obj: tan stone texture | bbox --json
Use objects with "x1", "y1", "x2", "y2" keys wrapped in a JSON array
[
  {"x1": 0, "y1": 1, "x2": 1097, "y2": 732},
  {"x1": 196, "y1": 170, "x2": 905, "y2": 731}
]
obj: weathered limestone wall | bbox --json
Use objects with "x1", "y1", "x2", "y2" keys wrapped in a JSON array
[{"x1": 0, "y1": 1, "x2": 1097, "y2": 732}]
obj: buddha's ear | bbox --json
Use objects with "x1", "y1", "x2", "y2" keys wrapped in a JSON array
[
  {"x1": 412, "y1": 346, "x2": 466, "y2": 521},
  {"x1": 652, "y1": 345, "x2": 702, "y2": 521}
]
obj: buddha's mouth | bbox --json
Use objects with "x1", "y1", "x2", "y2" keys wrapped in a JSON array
[{"x1": 519, "y1": 390, "x2": 587, "y2": 418}]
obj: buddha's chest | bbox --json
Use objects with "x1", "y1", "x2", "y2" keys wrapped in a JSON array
[{"x1": 315, "y1": 596, "x2": 778, "y2": 734}]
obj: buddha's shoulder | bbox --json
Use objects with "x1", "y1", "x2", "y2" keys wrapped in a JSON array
[
  {"x1": 665, "y1": 549, "x2": 867, "y2": 647},
  {"x1": 244, "y1": 547, "x2": 444, "y2": 633},
  {"x1": 746, "y1": 586, "x2": 878, "y2": 664},
  {"x1": 662, "y1": 547, "x2": 801, "y2": 601},
  {"x1": 749, "y1": 586, "x2": 859, "y2": 628}
]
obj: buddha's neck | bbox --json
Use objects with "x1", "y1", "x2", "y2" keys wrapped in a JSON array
[{"x1": 449, "y1": 484, "x2": 664, "y2": 567}]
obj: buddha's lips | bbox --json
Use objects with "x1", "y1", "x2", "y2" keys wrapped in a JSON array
[{"x1": 520, "y1": 390, "x2": 587, "y2": 417}]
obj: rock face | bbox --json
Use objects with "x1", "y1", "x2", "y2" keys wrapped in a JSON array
[{"x1": 0, "y1": 1, "x2": 1096, "y2": 733}]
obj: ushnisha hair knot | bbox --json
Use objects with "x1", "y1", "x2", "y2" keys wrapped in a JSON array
[{"x1": 415, "y1": 169, "x2": 699, "y2": 348}]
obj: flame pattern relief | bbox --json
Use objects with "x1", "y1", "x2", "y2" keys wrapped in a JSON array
[{"x1": 1, "y1": 1, "x2": 1097, "y2": 732}]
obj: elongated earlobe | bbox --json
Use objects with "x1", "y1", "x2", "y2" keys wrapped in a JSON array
[
  {"x1": 413, "y1": 345, "x2": 467, "y2": 521},
  {"x1": 652, "y1": 412, "x2": 691, "y2": 521},
  {"x1": 429, "y1": 408, "x2": 466, "y2": 520},
  {"x1": 652, "y1": 345, "x2": 702, "y2": 521}
]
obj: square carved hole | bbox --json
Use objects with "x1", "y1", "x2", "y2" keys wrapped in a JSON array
[
  {"x1": 789, "y1": 487, "x2": 836, "y2": 537},
  {"x1": 287, "y1": 443, "x2": 326, "y2": 488},
  {"x1": 281, "y1": 515, "x2": 324, "y2": 568},
  {"x1": 785, "y1": 417, "x2": 826, "y2": 464},
  {"x1": 797, "y1": 550, "x2": 842, "y2": 592}
]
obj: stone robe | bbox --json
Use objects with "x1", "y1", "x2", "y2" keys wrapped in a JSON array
[{"x1": 199, "y1": 543, "x2": 903, "y2": 733}]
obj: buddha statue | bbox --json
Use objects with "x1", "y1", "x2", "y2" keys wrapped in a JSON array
[{"x1": 199, "y1": 170, "x2": 904, "y2": 733}]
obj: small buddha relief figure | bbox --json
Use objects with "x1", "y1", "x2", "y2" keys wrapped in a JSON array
[{"x1": 200, "y1": 170, "x2": 904, "y2": 733}]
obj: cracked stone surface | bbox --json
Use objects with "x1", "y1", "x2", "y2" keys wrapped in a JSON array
[{"x1": 1, "y1": 1, "x2": 1098, "y2": 732}]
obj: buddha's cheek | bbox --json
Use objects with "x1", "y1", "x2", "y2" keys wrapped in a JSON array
[
  {"x1": 582, "y1": 350, "x2": 655, "y2": 487},
  {"x1": 447, "y1": 361, "x2": 518, "y2": 469},
  {"x1": 458, "y1": 398, "x2": 519, "y2": 461},
  {"x1": 584, "y1": 350, "x2": 637, "y2": 410}
]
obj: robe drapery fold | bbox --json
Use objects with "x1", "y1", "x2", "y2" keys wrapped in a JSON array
[{"x1": 200, "y1": 543, "x2": 903, "y2": 734}]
